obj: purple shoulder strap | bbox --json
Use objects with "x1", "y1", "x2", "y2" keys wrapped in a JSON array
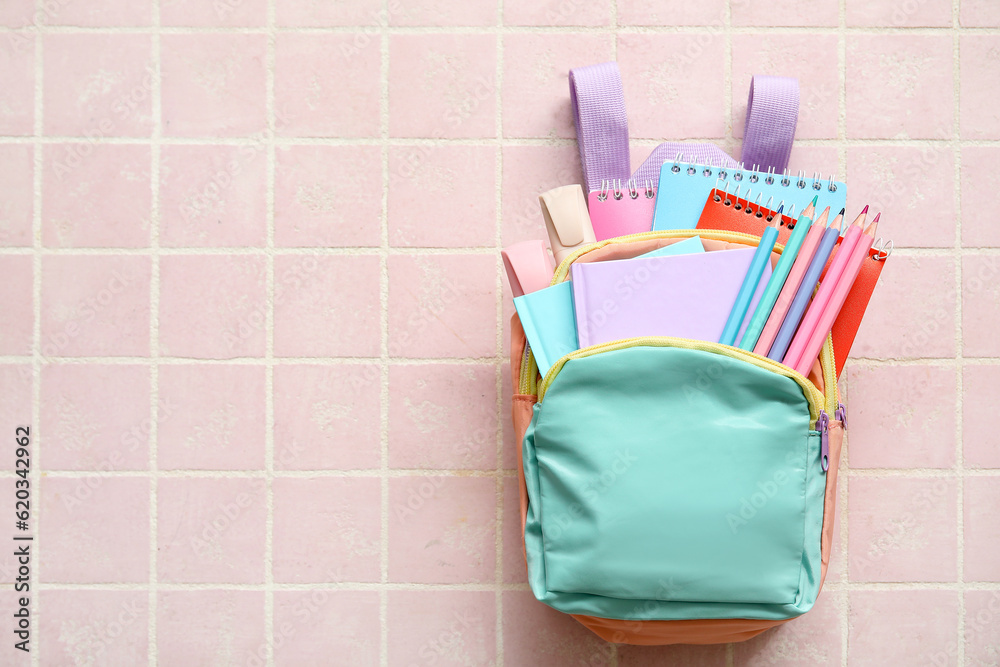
[{"x1": 569, "y1": 63, "x2": 799, "y2": 192}]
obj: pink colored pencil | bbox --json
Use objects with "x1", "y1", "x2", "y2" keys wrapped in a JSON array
[
  {"x1": 784, "y1": 206, "x2": 868, "y2": 371},
  {"x1": 791, "y1": 216, "x2": 879, "y2": 377},
  {"x1": 753, "y1": 208, "x2": 829, "y2": 357}
]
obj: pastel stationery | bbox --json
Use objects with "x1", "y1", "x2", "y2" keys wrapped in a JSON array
[
  {"x1": 783, "y1": 207, "x2": 868, "y2": 371},
  {"x1": 738, "y1": 198, "x2": 817, "y2": 352},
  {"x1": 570, "y1": 248, "x2": 761, "y2": 348},
  {"x1": 513, "y1": 282, "x2": 578, "y2": 377},
  {"x1": 540, "y1": 184, "x2": 596, "y2": 265},
  {"x1": 652, "y1": 160, "x2": 846, "y2": 232},
  {"x1": 696, "y1": 188, "x2": 805, "y2": 245},
  {"x1": 768, "y1": 208, "x2": 841, "y2": 363},
  {"x1": 790, "y1": 218, "x2": 878, "y2": 377},
  {"x1": 639, "y1": 235, "x2": 705, "y2": 259},
  {"x1": 502, "y1": 240, "x2": 556, "y2": 297},
  {"x1": 588, "y1": 179, "x2": 658, "y2": 241},
  {"x1": 719, "y1": 217, "x2": 780, "y2": 347}
]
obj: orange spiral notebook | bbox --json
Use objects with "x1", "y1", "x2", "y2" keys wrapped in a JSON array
[{"x1": 695, "y1": 188, "x2": 889, "y2": 378}]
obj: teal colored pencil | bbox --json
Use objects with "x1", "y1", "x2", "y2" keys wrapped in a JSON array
[
  {"x1": 720, "y1": 216, "x2": 780, "y2": 347},
  {"x1": 738, "y1": 196, "x2": 818, "y2": 352}
]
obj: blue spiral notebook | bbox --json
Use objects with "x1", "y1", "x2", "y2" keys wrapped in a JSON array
[{"x1": 651, "y1": 161, "x2": 847, "y2": 232}]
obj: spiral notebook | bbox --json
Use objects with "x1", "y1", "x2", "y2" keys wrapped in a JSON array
[
  {"x1": 652, "y1": 160, "x2": 847, "y2": 232},
  {"x1": 696, "y1": 188, "x2": 891, "y2": 378},
  {"x1": 588, "y1": 179, "x2": 658, "y2": 241}
]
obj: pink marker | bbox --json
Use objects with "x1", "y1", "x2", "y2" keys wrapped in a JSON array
[{"x1": 753, "y1": 211, "x2": 828, "y2": 357}]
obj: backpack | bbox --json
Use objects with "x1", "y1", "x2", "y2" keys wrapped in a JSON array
[{"x1": 508, "y1": 62, "x2": 844, "y2": 645}]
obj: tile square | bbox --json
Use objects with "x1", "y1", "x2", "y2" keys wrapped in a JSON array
[
  {"x1": 273, "y1": 591, "x2": 380, "y2": 666},
  {"x1": 0, "y1": 36, "x2": 34, "y2": 135},
  {"x1": 785, "y1": 146, "x2": 841, "y2": 183},
  {"x1": 158, "y1": 254, "x2": 266, "y2": 359},
  {"x1": 39, "y1": 590, "x2": 148, "y2": 666},
  {"x1": 43, "y1": 144, "x2": 152, "y2": 248},
  {"x1": 388, "y1": 145, "x2": 497, "y2": 247},
  {"x1": 620, "y1": 643, "x2": 728, "y2": 667},
  {"x1": 41, "y1": 477, "x2": 149, "y2": 582},
  {"x1": 0, "y1": 1, "x2": 33, "y2": 27},
  {"x1": 0, "y1": 591, "x2": 28, "y2": 665},
  {"x1": 503, "y1": 590, "x2": 614, "y2": 665},
  {"x1": 847, "y1": 0, "x2": 952, "y2": 26},
  {"x1": 502, "y1": 33, "x2": 614, "y2": 139},
  {"x1": 41, "y1": 255, "x2": 151, "y2": 357},
  {"x1": 390, "y1": 0, "x2": 495, "y2": 25},
  {"x1": 0, "y1": 255, "x2": 31, "y2": 354},
  {"x1": 161, "y1": 0, "x2": 267, "y2": 26},
  {"x1": 732, "y1": 0, "x2": 839, "y2": 26},
  {"x1": 272, "y1": 477, "x2": 381, "y2": 583},
  {"x1": 48, "y1": 0, "x2": 151, "y2": 26},
  {"x1": 157, "y1": 365, "x2": 266, "y2": 471},
  {"x1": 961, "y1": 147, "x2": 1000, "y2": 247},
  {"x1": 961, "y1": 0, "x2": 1000, "y2": 26},
  {"x1": 501, "y1": 145, "x2": 583, "y2": 246},
  {"x1": 0, "y1": 365, "x2": 32, "y2": 442},
  {"x1": 157, "y1": 591, "x2": 265, "y2": 664},
  {"x1": 847, "y1": 35, "x2": 953, "y2": 139},
  {"x1": 964, "y1": 590, "x2": 1000, "y2": 664},
  {"x1": 847, "y1": 145, "x2": 955, "y2": 248},
  {"x1": 273, "y1": 255, "x2": 381, "y2": 357},
  {"x1": 845, "y1": 365, "x2": 956, "y2": 469},
  {"x1": 388, "y1": 476, "x2": 495, "y2": 583},
  {"x1": 847, "y1": 591, "x2": 959, "y2": 667},
  {"x1": 503, "y1": 0, "x2": 611, "y2": 26},
  {"x1": 40, "y1": 364, "x2": 151, "y2": 471},
  {"x1": 964, "y1": 477, "x2": 1000, "y2": 581},
  {"x1": 161, "y1": 34, "x2": 267, "y2": 137},
  {"x1": 0, "y1": 144, "x2": 33, "y2": 246},
  {"x1": 733, "y1": 592, "x2": 843, "y2": 666},
  {"x1": 962, "y1": 254, "x2": 1000, "y2": 357},
  {"x1": 732, "y1": 35, "x2": 839, "y2": 140},
  {"x1": 850, "y1": 256, "x2": 956, "y2": 359},
  {"x1": 159, "y1": 144, "x2": 267, "y2": 247},
  {"x1": 43, "y1": 34, "x2": 152, "y2": 137},
  {"x1": 387, "y1": 254, "x2": 497, "y2": 358},
  {"x1": 273, "y1": 364, "x2": 382, "y2": 470},
  {"x1": 387, "y1": 591, "x2": 496, "y2": 666},
  {"x1": 617, "y1": 0, "x2": 725, "y2": 26},
  {"x1": 617, "y1": 33, "x2": 727, "y2": 140},
  {"x1": 389, "y1": 34, "x2": 496, "y2": 139},
  {"x1": 274, "y1": 145, "x2": 382, "y2": 247},
  {"x1": 388, "y1": 363, "x2": 497, "y2": 470},
  {"x1": 275, "y1": 34, "x2": 380, "y2": 138},
  {"x1": 157, "y1": 477, "x2": 266, "y2": 583},
  {"x1": 275, "y1": 0, "x2": 382, "y2": 26},
  {"x1": 961, "y1": 36, "x2": 1000, "y2": 139},
  {"x1": 848, "y1": 477, "x2": 957, "y2": 582},
  {"x1": 963, "y1": 364, "x2": 1000, "y2": 468}
]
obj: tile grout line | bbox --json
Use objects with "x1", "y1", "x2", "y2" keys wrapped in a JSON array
[
  {"x1": 30, "y1": 1, "x2": 43, "y2": 664},
  {"x1": 951, "y1": 1, "x2": 965, "y2": 664},
  {"x1": 379, "y1": 2, "x2": 391, "y2": 664},
  {"x1": 149, "y1": 0, "x2": 163, "y2": 664},
  {"x1": 264, "y1": 0, "x2": 277, "y2": 665},
  {"x1": 494, "y1": 0, "x2": 505, "y2": 663}
]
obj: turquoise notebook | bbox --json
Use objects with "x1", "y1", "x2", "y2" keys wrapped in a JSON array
[
  {"x1": 651, "y1": 162, "x2": 846, "y2": 231},
  {"x1": 515, "y1": 236, "x2": 705, "y2": 376}
]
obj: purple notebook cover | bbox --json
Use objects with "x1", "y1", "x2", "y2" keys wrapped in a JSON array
[{"x1": 571, "y1": 248, "x2": 770, "y2": 348}]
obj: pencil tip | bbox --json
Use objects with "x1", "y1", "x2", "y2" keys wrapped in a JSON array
[
  {"x1": 838, "y1": 208, "x2": 845, "y2": 216},
  {"x1": 861, "y1": 204, "x2": 869, "y2": 215},
  {"x1": 775, "y1": 203, "x2": 784, "y2": 214},
  {"x1": 872, "y1": 212, "x2": 880, "y2": 224},
  {"x1": 811, "y1": 195, "x2": 818, "y2": 206}
]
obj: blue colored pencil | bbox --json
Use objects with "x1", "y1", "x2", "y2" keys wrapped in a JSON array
[
  {"x1": 768, "y1": 208, "x2": 842, "y2": 363},
  {"x1": 719, "y1": 215, "x2": 780, "y2": 347}
]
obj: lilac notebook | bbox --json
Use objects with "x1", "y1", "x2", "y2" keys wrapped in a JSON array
[{"x1": 571, "y1": 248, "x2": 772, "y2": 348}]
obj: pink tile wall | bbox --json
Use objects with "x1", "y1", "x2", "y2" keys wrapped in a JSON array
[{"x1": 4, "y1": 0, "x2": 996, "y2": 664}]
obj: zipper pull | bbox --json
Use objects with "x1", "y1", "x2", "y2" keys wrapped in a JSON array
[
  {"x1": 818, "y1": 410, "x2": 830, "y2": 472},
  {"x1": 835, "y1": 401, "x2": 847, "y2": 429}
]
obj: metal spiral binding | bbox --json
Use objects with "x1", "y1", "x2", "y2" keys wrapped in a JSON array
[
  {"x1": 670, "y1": 154, "x2": 839, "y2": 193},
  {"x1": 596, "y1": 178, "x2": 656, "y2": 202}
]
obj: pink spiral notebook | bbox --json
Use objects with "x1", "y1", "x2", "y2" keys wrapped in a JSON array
[
  {"x1": 570, "y1": 248, "x2": 771, "y2": 348},
  {"x1": 587, "y1": 180, "x2": 657, "y2": 241}
]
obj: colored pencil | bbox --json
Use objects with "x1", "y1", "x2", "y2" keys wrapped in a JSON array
[
  {"x1": 753, "y1": 207, "x2": 829, "y2": 358},
  {"x1": 739, "y1": 196, "x2": 818, "y2": 352},
  {"x1": 791, "y1": 215, "x2": 879, "y2": 376},
  {"x1": 784, "y1": 206, "x2": 869, "y2": 371},
  {"x1": 720, "y1": 216, "x2": 780, "y2": 346},
  {"x1": 768, "y1": 207, "x2": 842, "y2": 363}
]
